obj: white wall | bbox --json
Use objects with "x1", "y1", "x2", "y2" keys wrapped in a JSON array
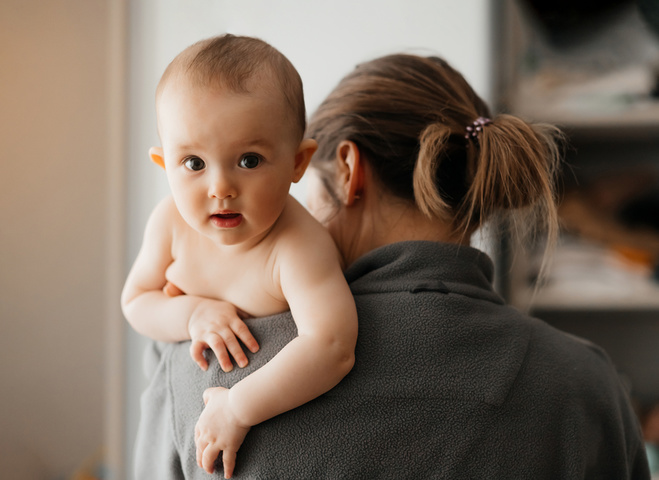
[
  {"x1": 125, "y1": 1, "x2": 494, "y2": 477},
  {"x1": 0, "y1": 1, "x2": 120, "y2": 478}
]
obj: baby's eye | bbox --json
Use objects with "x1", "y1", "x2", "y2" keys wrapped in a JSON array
[
  {"x1": 239, "y1": 154, "x2": 262, "y2": 169},
  {"x1": 183, "y1": 156, "x2": 205, "y2": 171}
]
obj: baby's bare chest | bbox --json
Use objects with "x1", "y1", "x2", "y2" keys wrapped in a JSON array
[{"x1": 165, "y1": 234, "x2": 287, "y2": 317}]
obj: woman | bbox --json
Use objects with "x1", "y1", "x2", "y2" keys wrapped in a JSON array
[{"x1": 134, "y1": 54, "x2": 649, "y2": 479}]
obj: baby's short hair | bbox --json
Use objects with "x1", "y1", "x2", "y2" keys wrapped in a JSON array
[{"x1": 157, "y1": 34, "x2": 306, "y2": 141}]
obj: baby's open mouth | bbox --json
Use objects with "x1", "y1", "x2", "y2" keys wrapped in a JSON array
[{"x1": 210, "y1": 212, "x2": 243, "y2": 228}]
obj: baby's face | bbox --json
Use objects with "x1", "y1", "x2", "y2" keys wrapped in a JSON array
[{"x1": 157, "y1": 80, "x2": 301, "y2": 247}]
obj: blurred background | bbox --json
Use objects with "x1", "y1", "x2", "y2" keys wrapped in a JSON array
[{"x1": 0, "y1": 0, "x2": 657, "y2": 478}]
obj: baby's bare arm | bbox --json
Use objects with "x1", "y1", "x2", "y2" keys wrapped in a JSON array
[
  {"x1": 195, "y1": 223, "x2": 358, "y2": 475},
  {"x1": 230, "y1": 236, "x2": 357, "y2": 424},
  {"x1": 121, "y1": 197, "x2": 198, "y2": 341},
  {"x1": 121, "y1": 197, "x2": 258, "y2": 369}
]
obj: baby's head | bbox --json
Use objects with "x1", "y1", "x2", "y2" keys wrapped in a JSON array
[
  {"x1": 150, "y1": 35, "x2": 317, "y2": 247},
  {"x1": 155, "y1": 34, "x2": 306, "y2": 145}
]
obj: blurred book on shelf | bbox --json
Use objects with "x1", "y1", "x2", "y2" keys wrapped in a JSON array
[
  {"x1": 506, "y1": 0, "x2": 659, "y2": 137},
  {"x1": 513, "y1": 168, "x2": 659, "y2": 310}
]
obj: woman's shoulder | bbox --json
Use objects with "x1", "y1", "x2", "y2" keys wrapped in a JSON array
[{"x1": 522, "y1": 316, "x2": 626, "y2": 397}]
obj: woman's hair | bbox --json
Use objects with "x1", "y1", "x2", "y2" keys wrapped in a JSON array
[
  {"x1": 307, "y1": 54, "x2": 563, "y2": 252},
  {"x1": 157, "y1": 34, "x2": 306, "y2": 141}
]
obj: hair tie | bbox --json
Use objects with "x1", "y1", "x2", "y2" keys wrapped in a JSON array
[{"x1": 464, "y1": 116, "x2": 491, "y2": 140}]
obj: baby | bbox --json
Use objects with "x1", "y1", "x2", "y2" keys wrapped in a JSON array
[{"x1": 121, "y1": 34, "x2": 358, "y2": 478}]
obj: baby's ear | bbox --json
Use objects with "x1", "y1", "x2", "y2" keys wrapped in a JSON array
[
  {"x1": 292, "y1": 139, "x2": 318, "y2": 183},
  {"x1": 149, "y1": 146, "x2": 165, "y2": 169}
]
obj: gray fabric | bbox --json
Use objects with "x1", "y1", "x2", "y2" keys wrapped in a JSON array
[{"x1": 134, "y1": 241, "x2": 650, "y2": 479}]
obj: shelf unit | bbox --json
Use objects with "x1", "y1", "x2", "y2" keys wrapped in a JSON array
[{"x1": 495, "y1": 0, "x2": 659, "y2": 402}]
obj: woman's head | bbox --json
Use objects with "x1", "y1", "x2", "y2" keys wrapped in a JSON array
[{"x1": 307, "y1": 54, "x2": 562, "y2": 249}]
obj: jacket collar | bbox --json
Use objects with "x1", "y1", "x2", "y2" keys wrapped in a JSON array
[{"x1": 345, "y1": 241, "x2": 504, "y2": 305}]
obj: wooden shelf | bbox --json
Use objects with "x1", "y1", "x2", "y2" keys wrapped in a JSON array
[
  {"x1": 513, "y1": 281, "x2": 659, "y2": 311},
  {"x1": 497, "y1": 0, "x2": 659, "y2": 314},
  {"x1": 509, "y1": 69, "x2": 659, "y2": 141},
  {"x1": 510, "y1": 240, "x2": 659, "y2": 312}
]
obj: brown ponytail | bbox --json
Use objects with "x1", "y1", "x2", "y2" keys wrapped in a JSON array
[
  {"x1": 308, "y1": 53, "x2": 563, "y2": 259},
  {"x1": 468, "y1": 115, "x2": 562, "y2": 235},
  {"x1": 414, "y1": 122, "x2": 454, "y2": 221}
]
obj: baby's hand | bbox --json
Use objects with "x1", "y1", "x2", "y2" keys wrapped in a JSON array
[
  {"x1": 188, "y1": 299, "x2": 259, "y2": 372},
  {"x1": 195, "y1": 387, "x2": 251, "y2": 478}
]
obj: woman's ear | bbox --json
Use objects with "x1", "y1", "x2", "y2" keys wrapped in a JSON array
[
  {"x1": 292, "y1": 139, "x2": 318, "y2": 183},
  {"x1": 149, "y1": 146, "x2": 165, "y2": 169},
  {"x1": 336, "y1": 141, "x2": 364, "y2": 206}
]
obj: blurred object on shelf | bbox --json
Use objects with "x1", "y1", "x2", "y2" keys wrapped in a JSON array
[
  {"x1": 513, "y1": 64, "x2": 659, "y2": 128},
  {"x1": 559, "y1": 168, "x2": 659, "y2": 263},
  {"x1": 507, "y1": 1, "x2": 659, "y2": 131},
  {"x1": 512, "y1": 167, "x2": 659, "y2": 310},
  {"x1": 613, "y1": 244, "x2": 657, "y2": 271},
  {"x1": 515, "y1": 235, "x2": 659, "y2": 309}
]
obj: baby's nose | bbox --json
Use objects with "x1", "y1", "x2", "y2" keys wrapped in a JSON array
[{"x1": 208, "y1": 174, "x2": 237, "y2": 199}]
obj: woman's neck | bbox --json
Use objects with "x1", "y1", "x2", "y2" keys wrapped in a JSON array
[{"x1": 341, "y1": 190, "x2": 465, "y2": 267}]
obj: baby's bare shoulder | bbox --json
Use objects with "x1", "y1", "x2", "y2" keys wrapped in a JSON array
[
  {"x1": 148, "y1": 195, "x2": 178, "y2": 226},
  {"x1": 274, "y1": 197, "x2": 341, "y2": 267},
  {"x1": 150, "y1": 195, "x2": 195, "y2": 235},
  {"x1": 279, "y1": 197, "x2": 335, "y2": 244},
  {"x1": 143, "y1": 195, "x2": 175, "y2": 239},
  {"x1": 145, "y1": 195, "x2": 199, "y2": 254}
]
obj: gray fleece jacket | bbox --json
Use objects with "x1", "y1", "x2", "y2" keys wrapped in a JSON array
[{"x1": 134, "y1": 241, "x2": 650, "y2": 479}]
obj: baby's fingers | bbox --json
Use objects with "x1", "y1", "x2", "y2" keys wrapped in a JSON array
[
  {"x1": 232, "y1": 320, "x2": 259, "y2": 353},
  {"x1": 219, "y1": 331, "x2": 249, "y2": 369},
  {"x1": 201, "y1": 442, "x2": 222, "y2": 475},
  {"x1": 195, "y1": 432, "x2": 207, "y2": 470},
  {"x1": 190, "y1": 340, "x2": 209, "y2": 371},
  {"x1": 222, "y1": 449, "x2": 237, "y2": 479},
  {"x1": 207, "y1": 334, "x2": 234, "y2": 372}
]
